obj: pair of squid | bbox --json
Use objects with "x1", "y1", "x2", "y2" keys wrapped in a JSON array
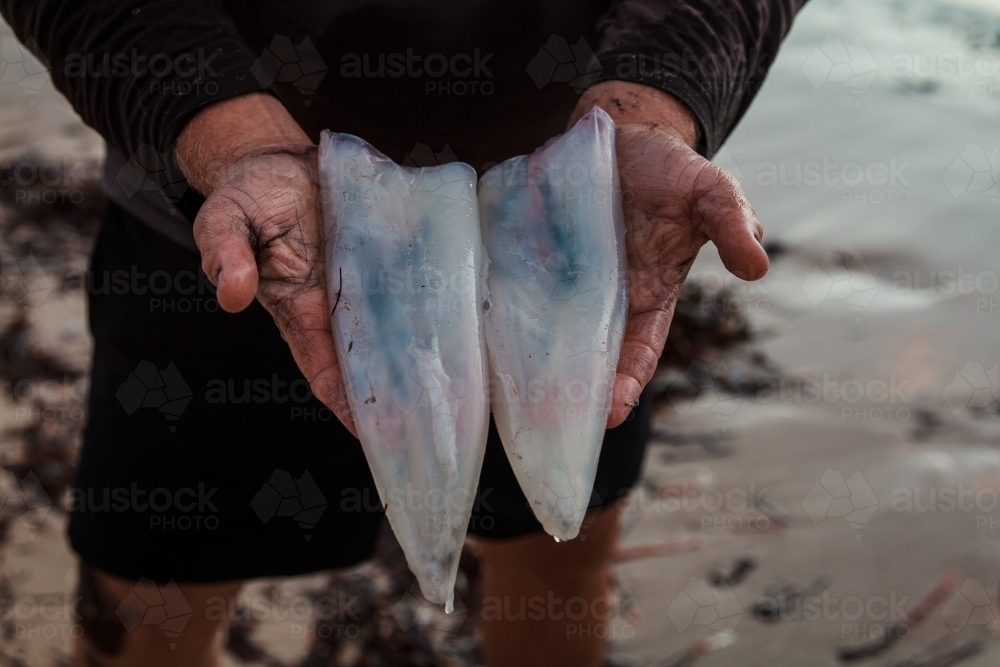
[{"x1": 319, "y1": 109, "x2": 627, "y2": 610}]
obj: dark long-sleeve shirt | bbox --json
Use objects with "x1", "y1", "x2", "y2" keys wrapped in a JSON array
[{"x1": 2, "y1": 0, "x2": 805, "y2": 243}]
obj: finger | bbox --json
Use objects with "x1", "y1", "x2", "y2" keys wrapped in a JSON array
[
  {"x1": 693, "y1": 167, "x2": 770, "y2": 282},
  {"x1": 264, "y1": 284, "x2": 357, "y2": 437},
  {"x1": 607, "y1": 307, "x2": 673, "y2": 428},
  {"x1": 193, "y1": 192, "x2": 260, "y2": 313},
  {"x1": 608, "y1": 373, "x2": 643, "y2": 429}
]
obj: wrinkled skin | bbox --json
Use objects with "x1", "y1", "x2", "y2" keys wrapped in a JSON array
[
  {"x1": 606, "y1": 125, "x2": 769, "y2": 426},
  {"x1": 191, "y1": 149, "x2": 358, "y2": 435},
  {"x1": 187, "y1": 99, "x2": 768, "y2": 436}
]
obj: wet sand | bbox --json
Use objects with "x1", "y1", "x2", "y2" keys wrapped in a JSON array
[
  {"x1": 609, "y1": 0, "x2": 1000, "y2": 664},
  {"x1": 2, "y1": 0, "x2": 999, "y2": 665}
]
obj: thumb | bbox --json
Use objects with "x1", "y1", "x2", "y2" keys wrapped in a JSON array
[
  {"x1": 693, "y1": 165, "x2": 770, "y2": 281},
  {"x1": 193, "y1": 191, "x2": 260, "y2": 312}
]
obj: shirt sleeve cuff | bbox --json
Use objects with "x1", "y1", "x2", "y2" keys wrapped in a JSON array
[{"x1": 594, "y1": 52, "x2": 718, "y2": 158}]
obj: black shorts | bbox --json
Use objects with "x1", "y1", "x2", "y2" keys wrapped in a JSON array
[{"x1": 68, "y1": 202, "x2": 651, "y2": 582}]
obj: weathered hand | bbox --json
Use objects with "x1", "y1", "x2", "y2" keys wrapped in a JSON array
[
  {"x1": 571, "y1": 82, "x2": 769, "y2": 427},
  {"x1": 176, "y1": 94, "x2": 356, "y2": 434},
  {"x1": 193, "y1": 150, "x2": 356, "y2": 434},
  {"x1": 610, "y1": 125, "x2": 768, "y2": 426}
]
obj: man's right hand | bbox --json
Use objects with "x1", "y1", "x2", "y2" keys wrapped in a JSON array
[{"x1": 175, "y1": 93, "x2": 356, "y2": 435}]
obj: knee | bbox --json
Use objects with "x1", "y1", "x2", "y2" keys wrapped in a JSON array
[
  {"x1": 478, "y1": 506, "x2": 620, "y2": 596},
  {"x1": 75, "y1": 561, "x2": 242, "y2": 666},
  {"x1": 76, "y1": 562, "x2": 128, "y2": 657}
]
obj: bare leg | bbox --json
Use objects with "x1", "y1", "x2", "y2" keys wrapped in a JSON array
[
  {"x1": 477, "y1": 505, "x2": 621, "y2": 667},
  {"x1": 74, "y1": 562, "x2": 242, "y2": 667}
]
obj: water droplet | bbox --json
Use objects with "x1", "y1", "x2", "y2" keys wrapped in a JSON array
[
  {"x1": 445, "y1": 598, "x2": 455, "y2": 615},
  {"x1": 554, "y1": 536, "x2": 564, "y2": 543}
]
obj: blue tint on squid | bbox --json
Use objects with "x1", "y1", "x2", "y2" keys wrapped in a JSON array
[
  {"x1": 319, "y1": 133, "x2": 489, "y2": 608},
  {"x1": 478, "y1": 108, "x2": 628, "y2": 540}
]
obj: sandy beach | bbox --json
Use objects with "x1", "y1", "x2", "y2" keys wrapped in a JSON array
[{"x1": 1, "y1": 0, "x2": 998, "y2": 665}]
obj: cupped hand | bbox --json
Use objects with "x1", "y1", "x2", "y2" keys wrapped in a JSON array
[
  {"x1": 570, "y1": 82, "x2": 770, "y2": 427},
  {"x1": 177, "y1": 88, "x2": 767, "y2": 435},
  {"x1": 610, "y1": 125, "x2": 769, "y2": 426},
  {"x1": 176, "y1": 94, "x2": 356, "y2": 434}
]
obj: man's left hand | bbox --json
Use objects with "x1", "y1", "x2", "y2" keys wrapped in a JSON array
[{"x1": 570, "y1": 81, "x2": 770, "y2": 427}]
